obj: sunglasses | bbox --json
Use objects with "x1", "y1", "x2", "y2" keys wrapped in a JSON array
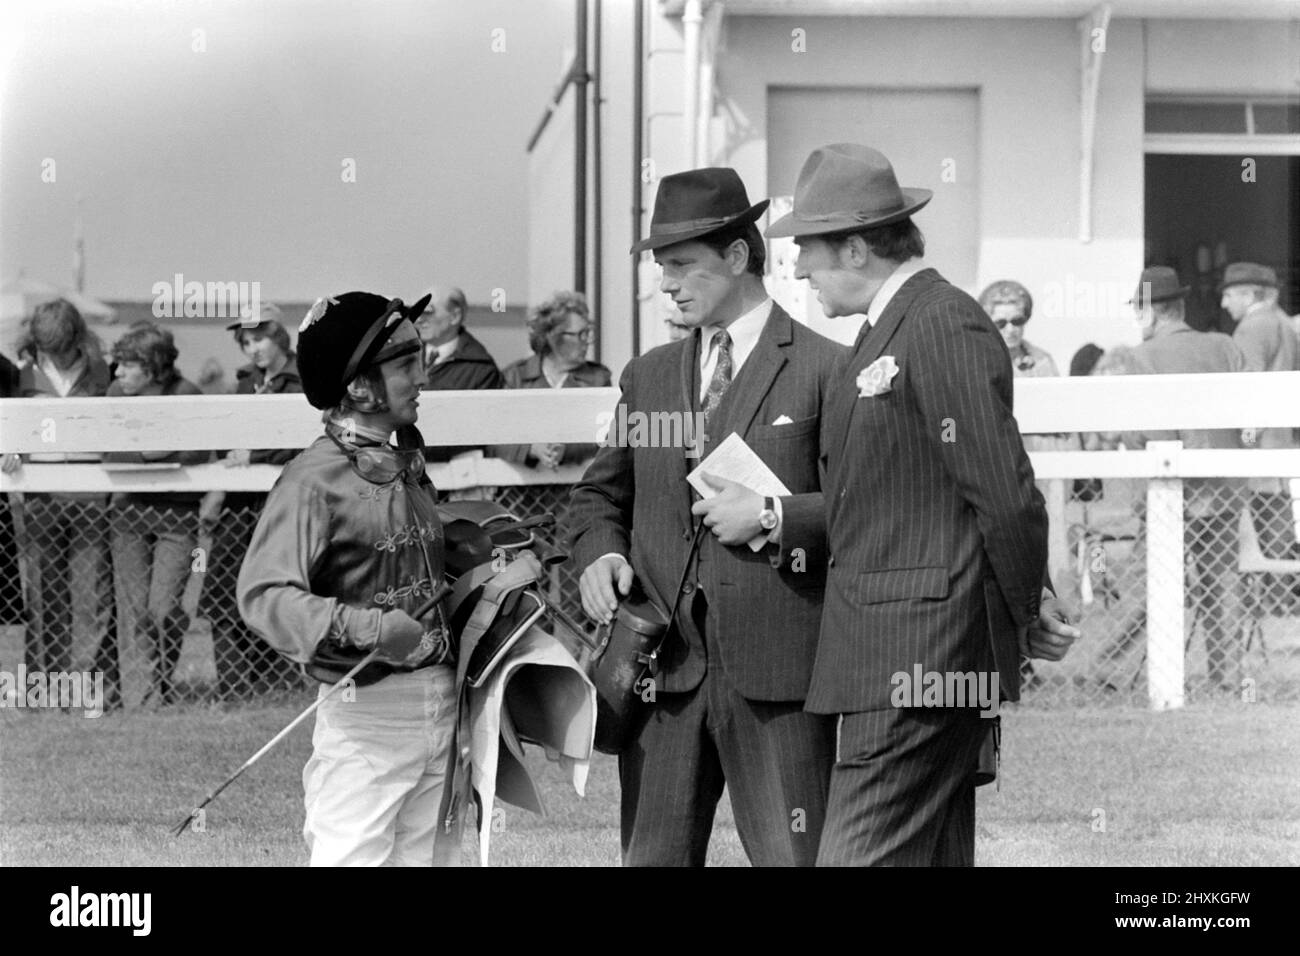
[
  {"x1": 557, "y1": 328, "x2": 593, "y2": 342},
  {"x1": 993, "y1": 317, "x2": 1029, "y2": 330}
]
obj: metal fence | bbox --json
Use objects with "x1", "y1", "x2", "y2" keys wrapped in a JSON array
[
  {"x1": 2, "y1": 379, "x2": 1298, "y2": 713},
  {"x1": 0, "y1": 484, "x2": 585, "y2": 711},
  {"x1": 3, "y1": 472, "x2": 1297, "y2": 711},
  {"x1": 1021, "y1": 476, "x2": 1300, "y2": 707}
]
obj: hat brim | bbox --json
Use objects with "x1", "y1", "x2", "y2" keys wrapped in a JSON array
[
  {"x1": 1128, "y1": 285, "x2": 1190, "y2": 305},
  {"x1": 1217, "y1": 278, "x2": 1277, "y2": 294},
  {"x1": 764, "y1": 188, "x2": 932, "y2": 239},
  {"x1": 630, "y1": 199, "x2": 770, "y2": 255}
]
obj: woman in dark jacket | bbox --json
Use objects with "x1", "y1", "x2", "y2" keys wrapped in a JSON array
[
  {"x1": 493, "y1": 291, "x2": 612, "y2": 469},
  {"x1": 105, "y1": 323, "x2": 210, "y2": 707}
]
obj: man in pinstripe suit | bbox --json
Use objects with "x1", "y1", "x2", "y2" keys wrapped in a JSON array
[
  {"x1": 767, "y1": 143, "x2": 1078, "y2": 866},
  {"x1": 567, "y1": 167, "x2": 846, "y2": 866}
]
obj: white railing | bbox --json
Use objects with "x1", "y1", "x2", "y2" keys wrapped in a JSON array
[{"x1": 3, "y1": 372, "x2": 1299, "y2": 712}]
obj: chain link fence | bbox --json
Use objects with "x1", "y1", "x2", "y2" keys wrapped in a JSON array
[
  {"x1": 1020, "y1": 477, "x2": 1300, "y2": 707},
  {"x1": 2, "y1": 475, "x2": 1298, "y2": 712}
]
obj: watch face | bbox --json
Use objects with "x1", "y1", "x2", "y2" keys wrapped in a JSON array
[{"x1": 759, "y1": 510, "x2": 777, "y2": 530}]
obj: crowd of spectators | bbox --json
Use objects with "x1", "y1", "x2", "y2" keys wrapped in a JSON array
[{"x1": 0, "y1": 286, "x2": 609, "y2": 707}]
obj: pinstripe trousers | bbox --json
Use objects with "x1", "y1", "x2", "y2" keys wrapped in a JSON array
[
  {"x1": 816, "y1": 707, "x2": 986, "y2": 867},
  {"x1": 618, "y1": 596, "x2": 835, "y2": 866}
]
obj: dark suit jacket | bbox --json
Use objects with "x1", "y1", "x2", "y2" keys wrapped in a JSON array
[
  {"x1": 567, "y1": 303, "x2": 847, "y2": 701},
  {"x1": 808, "y1": 268, "x2": 1047, "y2": 714}
]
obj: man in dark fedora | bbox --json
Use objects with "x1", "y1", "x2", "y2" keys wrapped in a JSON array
[
  {"x1": 1104, "y1": 266, "x2": 1249, "y2": 693},
  {"x1": 566, "y1": 167, "x2": 846, "y2": 866},
  {"x1": 765, "y1": 143, "x2": 1079, "y2": 866}
]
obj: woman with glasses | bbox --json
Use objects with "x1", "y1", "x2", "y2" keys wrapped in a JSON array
[
  {"x1": 493, "y1": 291, "x2": 612, "y2": 470},
  {"x1": 978, "y1": 279, "x2": 1060, "y2": 378}
]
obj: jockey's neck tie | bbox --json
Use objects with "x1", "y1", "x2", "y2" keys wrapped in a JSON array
[{"x1": 701, "y1": 328, "x2": 733, "y2": 427}]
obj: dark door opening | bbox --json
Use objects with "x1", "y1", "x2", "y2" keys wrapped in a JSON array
[{"x1": 1145, "y1": 154, "x2": 1299, "y2": 333}]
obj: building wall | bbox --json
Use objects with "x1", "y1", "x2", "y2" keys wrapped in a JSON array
[
  {"x1": 625, "y1": 11, "x2": 1297, "y2": 377},
  {"x1": 527, "y1": 1, "x2": 637, "y2": 379}
]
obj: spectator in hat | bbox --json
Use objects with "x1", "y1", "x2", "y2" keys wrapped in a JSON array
[
  {"x1": 237, "y1": 290, "x2": 458, "y2": 866},
  {"x1": 1109, "y1": 266, "x2": 1249, "y2": 693},
  {"x1": 4, "y1": 300, "x2": 115, "y2": 697},
  {"x1": 198, "y1": 304, "x2": 304, "y2": 701},
  {"x1": 104, "y1": 322, "x2": 211, "y2": 707},
  {"x1": 492, "y1": 291, "x2": 611, "y2": 470},
  {"x1": 415, "y1": 286, "x2": 504, "y2": 465},
  {"x1": 1219, "y1": 262, "x2": 1299, "y2": 557}
]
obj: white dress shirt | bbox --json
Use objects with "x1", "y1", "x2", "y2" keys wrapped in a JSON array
[{"x1": 864, "y1": 258, "x2": 929, "y2": 329}]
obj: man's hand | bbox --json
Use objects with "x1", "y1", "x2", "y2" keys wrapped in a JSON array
[
  {"x1": 1020, "y1": 592, "x2": 1081, "y2": 661},
  {"x1": 529, "y1": 442, "x2": 564, "y2": 469},
  {"x1": 579, "y1": 554, "x2": 635, "y2": 625},
  {"x1": 1, "y1": 454, "x2": 22, "y2": 475},
  {"x1": 222, "y1": 449, "x2": 253, "y2": 468},
  {"x1": 690, "y1": 473, "x2": 763, "y2": 546},
  {"x1": 198, "y1": 490, "x2": 225, "y2": 527}
]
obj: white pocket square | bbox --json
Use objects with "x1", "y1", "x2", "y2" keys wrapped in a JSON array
[{"x1": 771, "y1": 414, "x2": 794, "y2": 426}]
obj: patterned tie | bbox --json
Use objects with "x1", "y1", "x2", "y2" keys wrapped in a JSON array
[{"x1": 701, "y1": 328, "x2": 733, "y2": 427}]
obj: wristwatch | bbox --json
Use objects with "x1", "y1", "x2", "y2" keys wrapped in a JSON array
[{"x1": 757, "y1": 496, "x2": 778, "y2": 532}]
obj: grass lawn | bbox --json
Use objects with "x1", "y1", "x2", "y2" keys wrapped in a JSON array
[{"x1": 1, "y1": 697, "x2": 1296, "y2": 866}]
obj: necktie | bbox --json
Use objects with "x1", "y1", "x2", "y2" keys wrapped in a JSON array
[{"x1": 702, "y1": 328, "x2": 733, "y2": 427}]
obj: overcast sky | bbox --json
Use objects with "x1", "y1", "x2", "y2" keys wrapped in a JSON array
[{"x1": 0, "y1": 0, "x2": 572, "y2": 305}]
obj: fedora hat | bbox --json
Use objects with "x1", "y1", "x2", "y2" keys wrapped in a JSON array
[
  {"x1": 1129, "y1": 266, "x2": 1189, "y2": 307},
  {"x1": 631, "y1": 167, "x2": 769, "y2": 254},
  {"x1": 765, "y1": 143, "x2": 932, "y2": 239},
  {"x1": 1218, "y1": 261, "x2": 1279, "y2": 293}
]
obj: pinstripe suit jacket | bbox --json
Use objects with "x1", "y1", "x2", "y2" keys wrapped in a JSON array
[
  {"x1": 807, "y1": 268, "x2": 1048, "y2": 714},
  {"x1": 567, "y1": 304, "x2": 847, "y2": 700}
]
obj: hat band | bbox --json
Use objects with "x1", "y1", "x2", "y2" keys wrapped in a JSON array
[
  {"x1": 651, "y1": 213, "x2": 747, "y2": 234},
  {"x1": 797, "y1": 205, "x2": 907, "y2": 224}
]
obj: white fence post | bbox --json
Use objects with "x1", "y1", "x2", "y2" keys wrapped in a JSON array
[{"x1": 1145, "y1": 440, "x2": 1185, "y2": 711}]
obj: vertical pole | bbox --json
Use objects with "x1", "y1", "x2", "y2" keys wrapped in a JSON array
[
  {"x1": 682, "y1": 0, "x2": 701, "y2": 174},
  {"x1": 1145, "y1": 441, "x2": 1185, "y2": 710},
  {"x1": 631, "y1": 0, "x2": 644, "y2": 358},
  {"x1": 574, "y1": 0, "x2": 588, "y2": 294},
  {"x1": 591, "y1": 0, "x2": 602, "y2": 363}
]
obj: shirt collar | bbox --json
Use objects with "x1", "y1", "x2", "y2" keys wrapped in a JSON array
[
  {"x1": 427, "y1": 336, "x2": 460, "y2": 366},
  {"x1": 702, "y1": 297, "x2": 772, "y2": 356},
  {"x1": 866, "y1": 258, "x2": 928, "y2": 327}
]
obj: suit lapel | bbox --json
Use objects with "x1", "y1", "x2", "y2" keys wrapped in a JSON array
[
  {"x1": 829, "y1": 269, "x2": 940, "y2": 517},
  {"x1": 716, "y1": 303, "x2": 789, "y2": 445},
  {"x1": 677, "y1": 332, "x2": 703, "y2": 516}
]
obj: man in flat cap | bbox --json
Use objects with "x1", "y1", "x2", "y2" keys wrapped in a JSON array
[
  {"x1": 567, "y1": 167, "x2": 845, "y2": 866},
  {"x1": 238, "y1": 291, "x2": 459, "y2": 866},
  {"x1": 1103, "y1": 267, "x2": 1250, "y2": 693},
  {"x1": 766, "y1": 143, "x2": 1078, "y2": 866}
]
